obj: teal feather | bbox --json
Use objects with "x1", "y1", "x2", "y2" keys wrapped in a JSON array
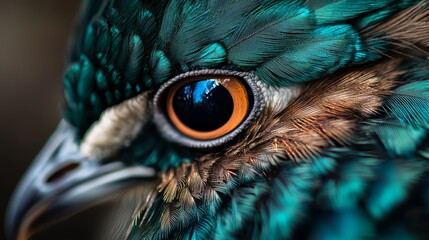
[
  {"x1": 366, "y1": 159, "x2": 426, "y2": 219},
  {"x1": 157, "y1": 0, "x2": 191, "y2": 49},
  {"x1": 150, "y1": 50, "x2": 172, "y2": 85},
  {"x1": 365, "y1": 120, "x2": 427, "y2": 157},
  {"x1": 95, "y1": 69, "x2": 109, "y2": 91},
  {"x1": 313, "y1": 0, "x2": 395, "y2": 25},
  {"x1": 124, "y1": 82, "x2": 134, "y2": 98},
  {"x1": 310, "y1": 156, "x2": 337, "y2": 176},
  {"x1": 63, "y1": 62, "x2": 80, "y2": 110},
  {"x1": 355, "y1": 8, "x2": 398, "y2": 29},
  {"x1": 116, "y1": 36, "x2": 131, "y2": 72},
  {"x1": 185, "y1": 217, "x2": 216, "y2": 240},
  {"x1": 397, "y1": 59, "x2": 429, "y2": 82},
  {"x1": 383, "y1": 80, "x2": 429, "y2": 128},
  {"x1": 214, "y1": 180, "x2": 268, "y2": 239},
  {"x1": 189, "y1": 42, "x2": 226, "y2": 68},
  {"x1": 255, "y1": 25, "x2": 365, "y2": 86},
  {"x1": 68, "y1": 0, "x2": 104, "y2": 62},
  {"x1": 353, "y1": 0, "x2": 420, "y2": 30},
  {"x1": 208, "y1": 0, "x2": 263, "y2": 41},
  {"x1": 308, "y1": 209, "x2": 375, "y2": 240},
  {"x1": 255, "y1": 162, "x2": 316, "y2": 240},
  {"x1": 107, "y1": 1, "x2": 156, "y2": 38},
  {"x1": 114, "y1": 89, "x2": 122, "y2": 102},
  {"x1": 82, "y1": 22, "x2": 96, "y2": 53},
  {"x1": 124, "y1": 34, "x2": 145, "y2": 83},
  {"x1": 158, "y1": 0, "x2": 215, "y2": 67},
  {"x1": 76, "y1": 55, "x2": 95, "y2": 101},
  {"x1": 63, "y1": 1, "x2": 164, "y2": 133},
  {"x1": 125, "y1": 124, "x2": 192, "y2": 171},
  {"x1": 90, "y1": 93, "x2": 104, "y2": 115},
  {"x1": 108, "y1": 25, "x2": 123, "y2": 61},
  {"x1": 135, "y1": 9, "x2": 156, "y2": 42},
  {"x1": 226, "y1": 3, "x2": 315, "y2": 67},
  {"x1": 104, "y1": 91, "x2": 114, "y2": 106},
  {"x1": 315, "y1": 149, "x2": 379, "y2": 209},
  {"x1": 194, "y1": 221, "x2": 217, "y2": 240},
  {"x1": 94, "y1": 19, "x2": 111, "y2": 54}
]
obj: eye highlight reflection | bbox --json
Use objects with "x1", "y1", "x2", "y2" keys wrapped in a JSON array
[
  {"x1": 166, "y1": 76, "x2": 250, "y2": 140},
  {"x1": 171, "y1": 79, "x2": 234, "y2": 131}
]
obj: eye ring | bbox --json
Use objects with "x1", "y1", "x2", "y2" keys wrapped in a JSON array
[
  {"x1": 153, "y1": 69, "x2": 266, "y2": 149},
  {"x1": 166, "y1": 76, "x2": 249, "y2": 140}
]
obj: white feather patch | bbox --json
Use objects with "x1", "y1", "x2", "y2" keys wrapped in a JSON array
[
  {"x1": 264, "y1": 84, "x2": 302, "y2": 113},
  {"x1": 80, "y1": 92, "x2": 150, "y2": 158}
]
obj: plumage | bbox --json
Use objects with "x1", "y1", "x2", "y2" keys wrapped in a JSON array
[
  {"x1": 150, "y1": 50, "x2": 172, "y2": 84},
  {"x1": 6, "y1": 1, "x2": 429, "y2": 240},
  {"x1": 384, "y1": 81, "x2": 429, "y2": 127}
]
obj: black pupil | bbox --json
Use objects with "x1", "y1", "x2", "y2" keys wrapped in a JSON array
[{"x1": 172, "y1": 79, "x2": 234, "y2": 132}]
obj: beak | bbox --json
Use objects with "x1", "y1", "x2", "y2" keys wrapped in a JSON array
[{"x1": 6, "y1": 120, "x2": 156, "y2": 240}]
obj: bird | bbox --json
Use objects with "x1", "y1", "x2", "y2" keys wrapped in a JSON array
[{"x1": 6, "y1": 0, "x2": 429, "y2": 239}]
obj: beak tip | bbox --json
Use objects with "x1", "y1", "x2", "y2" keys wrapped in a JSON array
[{"x1": 6, "y1": 120, "x2": 158, "y2": 239}]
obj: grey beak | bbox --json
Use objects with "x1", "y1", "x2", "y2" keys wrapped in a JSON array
[{"x1": 6, "y1": 120, "x2": 156, "y2": 240}]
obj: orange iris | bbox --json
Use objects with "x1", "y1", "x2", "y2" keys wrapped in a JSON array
[{"x1": 166, "y1": 76, "x2": 250, "y2": 140}]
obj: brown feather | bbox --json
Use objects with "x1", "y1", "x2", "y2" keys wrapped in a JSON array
[
  {"x1": 363, "y1": 1, "x2": 429, "y2": 56},
  {"x1": 156, "y1": 60, "x2": 401, "y2": 211}
]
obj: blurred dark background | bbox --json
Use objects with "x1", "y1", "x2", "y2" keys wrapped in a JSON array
[{"x1": 0, "y1": 1, "x2": 112, "y2": 239}]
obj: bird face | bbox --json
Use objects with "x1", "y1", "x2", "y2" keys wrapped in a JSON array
[{"x1": 7, "y1": 0, "x2": 429, "y2": 239}]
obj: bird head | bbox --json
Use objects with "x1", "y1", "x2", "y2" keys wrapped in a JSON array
[{"x1": 7, "y1": 0, "x2": 429, "y2": 239}]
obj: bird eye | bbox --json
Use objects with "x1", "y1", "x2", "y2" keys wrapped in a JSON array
[
  {"x1": 166, "y1": 76, "x2": 249, "y2": 140},
  {"x1": 153, "y1": 70, "x2": 265, "y2": 149}
]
